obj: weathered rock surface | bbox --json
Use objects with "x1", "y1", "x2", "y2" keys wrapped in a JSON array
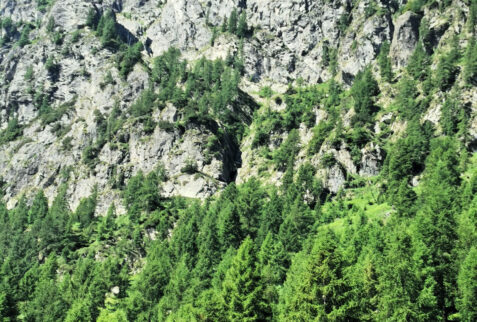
[
  {"x1": 0, "y1": 0, "x2": 474, "y2": 213},
  {"x1": 390, "y1": 11, "x2": 421, "y2": 69}
]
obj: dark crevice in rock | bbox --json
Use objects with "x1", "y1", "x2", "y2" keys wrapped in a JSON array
[{"x1": 238, "y1": 0, "x2": 247, "y2": 10}]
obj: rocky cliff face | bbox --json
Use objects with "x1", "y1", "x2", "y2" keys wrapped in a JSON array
[{"x1": 0, "y1": 0, "x2": 476, "y2": 212}]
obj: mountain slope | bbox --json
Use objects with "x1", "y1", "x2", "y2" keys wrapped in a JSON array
[{"x1": 0, "y1": 0, "x2": 477, "y2": 321}]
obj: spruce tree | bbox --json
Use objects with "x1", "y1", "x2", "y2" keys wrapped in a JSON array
[
  {"x1": 279, "y1": 230, "x2": 352, "y2": 320},
  {"x1": 237, "y1": 11, "x2": 248, "y2": 37},
  {"x1": 157, "y1": 256, "x2": 192, "y2": 319},
  {"x1": 351, "y1": 67, "x2": 379, "y2": 125},
  {"x1": 457, "y1": 247, "x2": 477, "y2": 321},
  {"x1": 407, "y1": 42, "x2": 430, "y2": 81},
  {"x1": 464, "y1": 37, "x2": 477, "y2": 86},
  {"x1": 378, "y1": 41, "x2": 393, "y2": 82},
  {"x1": 257, "y1": 188, "x2": 283, "y2": 244},
  {"x1": 218, "y1": 203, "x2": 242, "y2": 251},
  {"x1": 413, "y1": 138, "x2": 461, "y2": 320},
  {"x1": 28, "y1": 190, "x2": 48, "y2": 225},
  {"x1": 221, "y1": 237, "x2": 267, "y2": 321},
  {"x1": 435, "y1": 37, "x2": 460, "y2": 91},
  {"x1": 228, "y1": 9, "x2": 238, "y2": 34},
  {"x1": 376, "y1": 223, "x2": 423, "y2": 321}
]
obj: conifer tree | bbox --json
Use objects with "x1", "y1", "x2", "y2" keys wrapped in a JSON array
[
  {"x1": 97, "y1": 204, "x2": 116, "y2": 241},
  {"x1": 258, "y1": 233, "x2": 288, "y2": 316},
  {"x1": 28, "y1": 190, "x2": 48, "y2": 225},
  {"x1": 126, "y1": 241, "x2": 171, "y2": 321},
  {"x1": 279, "y1": 230, "x2": 352, "y2": 320},
  {"x1": 279, "y1": 196, "x2": 314, "y2": 253},
  {"x1": 378, "y1": 41, "x2": 393, "y2": 82},
  {"x1": 395, "y1": 75, "x2": 418, "y2": 120},
  {"x1": 435, "y1": 36, "x2": 460, "y2": 91},
  {"x1": 97, "y1": 298, "x2": 128, "y2": 322},
  {"x1": 221, "y1": 237, "x2": 267, "y2": 321},
  {"x1": 218, "y1": 203, "x2": 242, "y2": 251},
  {"x1": 351, "y1": 67, "x2": 379, "y2": 125},
  {"x1": 11, "y1": 195, "x2": 28, "y2": 232},
  {"x1": 413, "y1": 138, "x2": 460, "y2": 320},
  {"x1": 236, "y1": 178, "x2": 264, "y2": 239},
  {"x1": 463, "y1": 37, "x2": 477, "y2": 86},
  {"x1": 468, "y1": 0, "x2": 477, "y2": 32},
  {"x1": 100, "y1": 11, "x2": 117, "y2": 48},
  {"x1": 85, "y1": 8, "x2": 99, "y2": 29},
  {"x1": 237, "y1": 11, "x2": 248, "y2": 37},
  {"x1": 257, "y1": 188, "x2": 283, "y2": 244},
  {"x1": 457, "y1": 247, "x2": 477, "y2": 321},
  {"x1": 376, "y1": 223, "x2": 423, "y2": 321},
  {"x1": 407, "y1": 42, "x2": 430, "y2": 81},
  {"x1": 228, "y1": 9, "x2": 238, "y2": 34},
  {"x1": 221, "y1": 17, "x2": 228, "y2": 32},
  {"x1": 193, "y1": 208, "x2": 221, "y2": 288},
  {"x1": 157, "y1": 256, "x2": 192, "y2": 319}
]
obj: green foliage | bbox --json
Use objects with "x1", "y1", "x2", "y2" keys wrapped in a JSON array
[
  {"x1": 258, "y1": 85, "x2": 273, "y2": 98},
  {"x1": 71, "y1": 29, "x2": 81, "y2": 43},
  {"x1": 282, "y1": 85, "x2": 320, "y2": 129},
  {"x1": 273, "y1": 129, "x2": 300, "y2": 171},
  {"x1": 404, "y1": 0, "x2": 426, "y2": 13},
  {"x1": 464, "y1": 37, "x2": 477, "y2": 86},
  {"x1": 130, "y1": 88, "x2": 156, "y2": 118},
  {"x1": 18, "y1": 25, "x2": 31, "y2": 47},
  {"x1": 97, "y1": 10, "x2": 118, "y2": 48},
  {"x1": 82, "y1": 112, "x2": 106, "y2": 169},
  {"x1": 469, "y1": 0, "x2": 477, "y2": 32},
  {"x1": 419, "y1": 18, "x2": 433, "y2": 51},
  {"x1": 45, "y1": 56, "x2": 60, "y2": 79},
  {"x1": 279, "y1": 230, "x2": 352, "y2": 320},
  {"x1": 151, "y1": 48, "x2": 247, "y2": 142},
  {"x1": 440, "y1": 94, "x2": 467, "y2": 136},
  {"x1": 38, "y1": 97, "x2": 75, "y2": 126},
  {"x1": 51, "y1": 31, "x2": 63, "y2": 45},
  {"x1": 210, "y1": 26, "x2": 218, "y2": 45},
  {"x1": 395, "y1": 75, "x2": 419, "y2": 120},
  {"x1": 123, "y1": 171, "x2": 161, "y2": 213},
  {"x1": 435, "y1": 38, "x2": 460, "y2": 91},
  {"x1": 181, "y1": 159, "x2": 198, "y2": 174},
  {"x1": 237, "y1": 11, "x2": 248, "y2": 38},
  {"x1": 412, "y1": 138, "x2": 461, "y2": 320},
  {"x1": 321, "y1": 152, "x2": 337, "y2": 168},
  {"x1": 407, "y1": 43, "x2": 430, "y2": 81},
  {"x1": 221, "y1": 237, "x2": 268, "y2": 320},
  {"x1": 385, "y1": 120, "x2": 434, "y2": 215},
  {"x1": 228, "y1": 9, "x2": 238, "y2": 34},
  {"x1": 251, "y1": 109, "x2": 281, "y2": 148},
  {"x1": 338, "y1": 13, "x2": 351, "y2": 32},
  {"x1": 36, "y1": 0, "x2": 53, "y2": 12},
  {"x1": 378, "y1": 41, "x2": 393, "y2": 82},
  {"x1": 364, "y1": 1, "x2": 378, "y2": 18},
  {"x1": 0, "y1": 17, "x2": 15, "y2": 45},
  {"x1": 308, "y1": 120, "x2": 333, "y2": 155},
  {"x1": 457, "y1": 247, "x2": 477, "y2": 321},
  {"x1": 351, "y1": 67, "x2": 379, "y2": 125},
  {"x1": 46, "y1": 17, "x2": 55, "y2": 33},
  {"x1": 117, "y1": 42, "x2": 143, "y2": 78},
  {"x1": 221, "y1": 16, "x2": 228, "y2": 32},
  {"x1": 24, "y1": 65, "x2": 34, "y2": 81},
  {"x1": 0, "y1": 118, "x2": 23, "y2": 144},
  {"x1": 3, "y1": 11, "x2": 477, "y2": 320},
  {"x1": 86, "y1": 8, "x2": 99, "y2": 29}
]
